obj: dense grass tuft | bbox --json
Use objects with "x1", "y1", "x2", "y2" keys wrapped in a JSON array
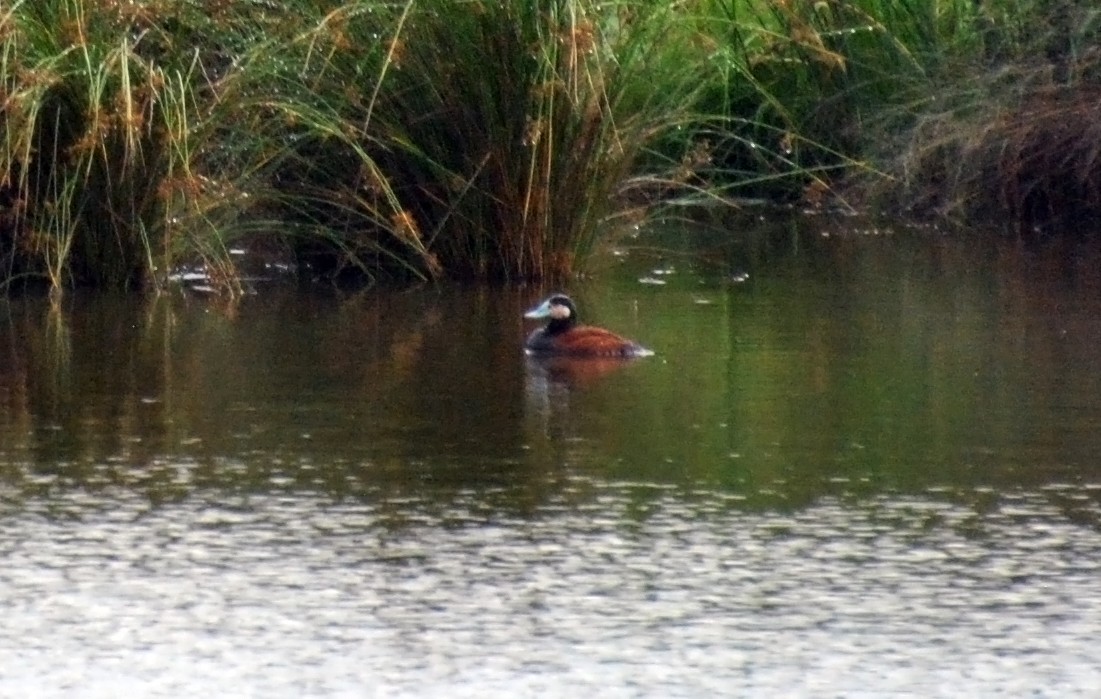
[{"x1": 852, "y1": 0, "x2": 1101, "y2": 229}]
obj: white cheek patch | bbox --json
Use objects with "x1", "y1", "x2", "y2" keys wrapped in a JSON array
[{"x1": 550, "y1": 304, "x2": 571, "y2": 320}]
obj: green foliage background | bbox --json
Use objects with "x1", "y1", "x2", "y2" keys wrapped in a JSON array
[{"x1": 0, "y1": 0, "x2": 1097, "y2": 293}]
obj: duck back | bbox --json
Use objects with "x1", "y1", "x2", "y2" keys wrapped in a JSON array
[{"x1": 525, "y1": 324, "x2": 650, "y2": 358}]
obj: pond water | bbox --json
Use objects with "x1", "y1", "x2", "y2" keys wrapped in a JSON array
[{"x1": 2, "y1": 217, "x2": 1101, "y2": 697}]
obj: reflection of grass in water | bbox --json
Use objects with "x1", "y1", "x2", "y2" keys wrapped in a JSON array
[
  {"x1": 0, "y1": 295, "x2": 188, "y2": 494},
  {"x1": 42, "y1": 301, "x2": 72, "y2": 401},
  {"x1": 575, "y1": 226, "x2": 1101, "y2": 505},
  {"x1": 5, "y1": 235, "x2": 1101, "y2": 515}
]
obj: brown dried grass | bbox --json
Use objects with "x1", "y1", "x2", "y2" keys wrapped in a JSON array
[{"x1": 879, "y1": 56, "x2": 1101, "y2": 232}]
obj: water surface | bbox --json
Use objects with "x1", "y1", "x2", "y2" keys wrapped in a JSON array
[{"x1": 2, "y1": 220, "x2": 1101, "y2": 696}]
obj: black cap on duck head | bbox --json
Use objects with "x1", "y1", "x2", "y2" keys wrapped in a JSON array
[{"x1": 524, "y1": 294, "x2": 577, "y2": 322}]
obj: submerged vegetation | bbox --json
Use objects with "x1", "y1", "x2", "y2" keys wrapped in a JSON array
[{"x1": 0, "y1": 0, "x2": 1098, "y2": 294}]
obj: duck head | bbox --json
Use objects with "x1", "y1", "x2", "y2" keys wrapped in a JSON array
[{"x1": 524, "y1": 294, "x2": 577, "y2": 324}]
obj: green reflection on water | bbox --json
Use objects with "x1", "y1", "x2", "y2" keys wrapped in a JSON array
[{"x1": 3, "y1": 218, "x2": 1101, "y2": 521}]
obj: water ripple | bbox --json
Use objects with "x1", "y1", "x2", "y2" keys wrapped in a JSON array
[{"x1": 1, "y1": 485, "x2": 1100, "y2": 697}]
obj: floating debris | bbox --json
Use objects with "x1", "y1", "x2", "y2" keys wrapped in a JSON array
[
  {"x1": 638, "y1": 276, "x2": 667, "y2": 285},
  {"x1": 168, "y1": 269, "x2": 210, "y2": 282}
]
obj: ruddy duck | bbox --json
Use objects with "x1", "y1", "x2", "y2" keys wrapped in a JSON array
[{"x1": 523, "y1": 294, "x2": 652, "y2": 358}]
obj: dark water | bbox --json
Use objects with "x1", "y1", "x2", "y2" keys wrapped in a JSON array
[{"x1": 3, "y1": 220, "x2": 1101, "y2": 696}]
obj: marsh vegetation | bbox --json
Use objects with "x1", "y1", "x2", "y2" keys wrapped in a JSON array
[{"x1": 1, "y1": 0, "x2": 1098, "y2": 294}]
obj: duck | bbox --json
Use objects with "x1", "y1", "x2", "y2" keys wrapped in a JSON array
[{"x1": 523, "y1": 294, "x2": 652, "y2": 358}]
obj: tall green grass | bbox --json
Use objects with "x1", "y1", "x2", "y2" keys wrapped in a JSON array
[
  {"x1": 264, "y1": 0, "x2": 726, "y2": 281},
  {"x1": 0, "y1": 0, "x2": 280, "y2": 294},
  {"x1": 1, "y1": 0, "x2": 1095, "y2": 295},
  {"x1": 376, "y1": 1, "x2": 728, "y2": 278}
]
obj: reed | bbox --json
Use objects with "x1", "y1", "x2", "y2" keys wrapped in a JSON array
[
  {"x1": 659, "y1": 0, "x2": 966, "y2": 205},
  {"x1": 0, "y1": 0, "x2": 260, "y2": 293},
  {"x1": 4, "y1": 1, "x2": 160, "y2": 291},
  {"x1": 1, "y1": 0, "x2": 1096, "y2": 294},
  {"x1": 289, "y1": 0, "x2": 723, "y2": 281},
  {"x1": 253, "y1": 1, "x2": 442, "y2": 283}
]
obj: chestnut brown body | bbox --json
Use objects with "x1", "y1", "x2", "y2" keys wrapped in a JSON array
[{"x1": 523, "y1": 294, "x2": 652, "y2": 358}]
